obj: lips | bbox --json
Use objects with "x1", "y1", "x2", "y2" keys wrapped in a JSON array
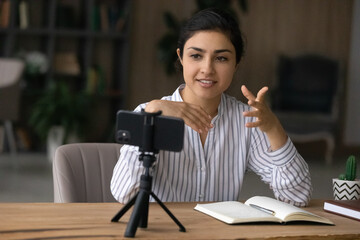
[{"x1": 197, "y1": 79, "x2": 216, "y2": 88}]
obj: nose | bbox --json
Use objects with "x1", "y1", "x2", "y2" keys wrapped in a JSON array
[{"x1": 200, "y1": 57, "x2": 214, "y2": 75}]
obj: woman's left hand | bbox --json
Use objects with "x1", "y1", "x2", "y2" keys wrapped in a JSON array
[
  {"x1": 241, "y1": 85, "x2": 287, "y2": 150},
  {"x1": 241, "y1": 85, "x2": 277, "y2": 132}
]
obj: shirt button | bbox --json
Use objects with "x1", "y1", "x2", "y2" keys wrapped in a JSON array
[{"x1": 201, "y1": 167, "x2": 206, "y2": 171}]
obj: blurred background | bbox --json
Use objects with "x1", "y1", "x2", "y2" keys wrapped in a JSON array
[{"x1": 0, "y1": 0, "x2": 359, "y2": 202}]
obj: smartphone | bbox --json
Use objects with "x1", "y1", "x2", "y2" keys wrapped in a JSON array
[{"x1": 116, "y1": 110, "x2": 184, "y2": 152}]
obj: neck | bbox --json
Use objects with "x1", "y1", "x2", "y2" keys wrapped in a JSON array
[
  {"x1": 180, "y1": 87, "x2": 220, "y2": 118},
  {"x1": 202, "y1": 100, "x2": 219, "y2": 118}
]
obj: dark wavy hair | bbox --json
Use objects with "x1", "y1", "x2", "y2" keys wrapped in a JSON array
[{"x1": 177, "y1": 8, "x2": 245, "y2": 67}]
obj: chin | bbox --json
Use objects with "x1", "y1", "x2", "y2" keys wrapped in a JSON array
[{"x1": 198, "y1": 91, "x2": 222, "y2": 101}]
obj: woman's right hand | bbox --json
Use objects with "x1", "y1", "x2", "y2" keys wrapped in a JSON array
[{"x1": 145, "y1": 100, "x2": 213, "y2": 133}]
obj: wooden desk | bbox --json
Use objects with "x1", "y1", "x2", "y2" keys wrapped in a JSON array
[{"x1": 0, "y1": 200, "x2": 359, "y2": 239}]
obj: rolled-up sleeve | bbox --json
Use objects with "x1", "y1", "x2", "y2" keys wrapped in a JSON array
[{"x1": 247, "y1": 132, "x2": 313, "y2": 207}]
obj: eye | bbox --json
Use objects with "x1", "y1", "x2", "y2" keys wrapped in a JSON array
[
  {"x1": 216, "y1": 56, "x2": 228, "y2": 62},
  {"x1": 190, "y1": 54, "x2": 202, "y2": 60}
]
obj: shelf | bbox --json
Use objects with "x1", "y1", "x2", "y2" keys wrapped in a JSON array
[
  {"x1": 1, "y1": 0, "x2": 131, "y2": 148},
  {"x1": 12, "y1": 28, "x2": 50, "y2": 36},
  {"x1": 54, "y1": 29, "x2": 126, "y2": 39},
  {"x1": 1, "y1": 28, "x2": 126, "y2": 39}
]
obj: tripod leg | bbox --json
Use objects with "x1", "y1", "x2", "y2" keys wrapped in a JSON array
[
  {"x1": 125, "y1": 190, "x2": 149, "y2": 237},
  {"x1": 111, "y1": 193, "x2": 138, "y2": 222},
  {"x1": 138, "y1": 191, "x2": 149, "y2": 228},
  {"x1": 150, "y1": 192, "x2": 186, "y2": 232}
]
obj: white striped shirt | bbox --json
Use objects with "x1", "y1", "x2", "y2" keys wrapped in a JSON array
[{"x1": 111, "y1": 84, "x2": 312, "y2": 206}]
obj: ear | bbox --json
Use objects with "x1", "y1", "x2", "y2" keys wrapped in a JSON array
[
  {"x1": 176, "y1": 48, "x2": 183, "y2": 65},
  {"x1": 235, "y1": 62, "x2": 240, "y2": 72}
]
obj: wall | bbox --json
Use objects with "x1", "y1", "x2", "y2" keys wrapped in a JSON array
[
  {"x1": 127, "y1": 0, "x2": 196, "y2": 109},
  {"x1": 127, "y1": 0, "x2": 354, "y2": 144},
  {"x1": 230, "y1": 0, "x2": 352, "y2": 98},
  {"x1": 345, "y1": 0, "x2": 360, "y2": 146}
]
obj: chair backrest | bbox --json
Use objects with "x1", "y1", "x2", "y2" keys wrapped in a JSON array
[
  {"x1": 53, "y1": 143, "x2": 122, "y2": 203},
  {"x1": 273, "y1": 54, "x2": 339, "y2": 114},
  {"x1": 0, "y1": 58, "x2": 25, "y2": 120}
]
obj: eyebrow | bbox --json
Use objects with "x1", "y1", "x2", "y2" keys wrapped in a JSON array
[{"x1": 187, "y1": 47, "x2": 232, "y2": 54}]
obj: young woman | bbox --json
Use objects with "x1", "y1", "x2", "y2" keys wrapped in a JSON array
[{"x1": 111, "y1": 8, "x2": 312, "y2": 207}]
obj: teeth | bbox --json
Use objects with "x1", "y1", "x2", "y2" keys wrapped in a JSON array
[{"x1": 200, "y1": 80, "x2": 213, "y2": 84}]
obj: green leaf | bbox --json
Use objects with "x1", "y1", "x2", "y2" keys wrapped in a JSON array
[{"x1": 28, "y1": 80, "x2": 92, "y2": 142}]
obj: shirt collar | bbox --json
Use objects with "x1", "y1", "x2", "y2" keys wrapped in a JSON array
[
  {"x1": 172, "y1": 84, "x2": 185, "y2": 102},
  {"x1": 217, "y1": 94, "x2": 226, "y2": 118}
]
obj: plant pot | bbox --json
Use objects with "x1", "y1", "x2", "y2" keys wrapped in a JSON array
[
  {"x1": 332, "y1": 178, "x2": 360, "y2": 200},
  {"x1": 47, "y1": 126, "x2": 65, "y2": 163},
  {"x1": 47, "y1": 126, "x2": 80, "y2": 163}
]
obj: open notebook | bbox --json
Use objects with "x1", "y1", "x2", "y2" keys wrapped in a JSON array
[{"x1": 194, "y1": 196, "x2": 333, "y2": 225}]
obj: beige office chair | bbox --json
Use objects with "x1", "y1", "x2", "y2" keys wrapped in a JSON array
[
  {"x1": 0, "y1": 58, "x2": 25, "y2": 154},
  {"x1": 53, "y1": 143, "x2": 122, "y2": 203}
]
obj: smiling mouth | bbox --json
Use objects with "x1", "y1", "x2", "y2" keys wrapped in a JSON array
[
  {"x1": 199, "y1": 80, "x2": 214, "y2": 84},
  {"x1": 197, "y1": 79, "x2": 217, "y2": 87}
]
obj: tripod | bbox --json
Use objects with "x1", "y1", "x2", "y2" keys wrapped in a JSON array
[{"x1": 111, "y1": 111, "x2": 186, "y2": 237}]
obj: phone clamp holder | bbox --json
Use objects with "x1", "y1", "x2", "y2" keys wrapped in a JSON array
[{"x1": 111, "y1": 110, "x2": 186, "y2": 237}]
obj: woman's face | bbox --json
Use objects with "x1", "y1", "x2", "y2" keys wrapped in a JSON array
[{"x1": 177, "y1": 30, "x2": 237, "y2": 103}]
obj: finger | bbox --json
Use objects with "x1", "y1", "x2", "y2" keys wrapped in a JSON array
[
  {"x1": 187, "y1": 105, "x2": 212, "y2": 127},
  {"x1": 171, "y1": 102, "x2": 210, "y2": 124},
  {"x1": 183, "y1": 109, "x2": 213, "y2": 133},
  {"x1": 256, "y1": 86, "x2": 269, "y2": 102},
  {"x1": 241, "y1": 85, "x2": 256, "y2": 101},
  {"x1": 186, "y1": 118, "x2": 213, "y2": 133},
  {"x1": 245, "y1": 121, "x2": 262, "y2": 128},
  {"x1": 247, "y1": 99, "x2": 266, "y2": 112},
  {"x1": 184, "y1": 119, "x2": 205, "y2": 133},
  {"x1": 243, "y1": 110, "x2": 259, "y2": 118},
  {"x1": 247, "y1": 99, "x2": 261, "y2": 108},
  {"x1": 194, "y1": 105, "x2": 213, "y2": 123},
  {"x1": 183, "y1": 113, "x2": 209, "y2": 133}
]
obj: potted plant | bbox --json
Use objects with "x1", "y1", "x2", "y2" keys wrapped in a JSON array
[
  {"x1": 29, "y1": 80, "x2": 91, "y2": 161},
  {"x1": 332, "y1": 155, "x2": 360, "y2": 200}
]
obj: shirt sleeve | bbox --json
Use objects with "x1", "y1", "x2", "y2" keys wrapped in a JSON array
[
  {"x1": 111, "y1": 104, "x2": 150, "y2": 203},
  {"x1": 110, "y1": 144, "x2": 145, "y2": 203},
  {"x1": 247, "y1": 129, "x2": 313, "y2": 207}
]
